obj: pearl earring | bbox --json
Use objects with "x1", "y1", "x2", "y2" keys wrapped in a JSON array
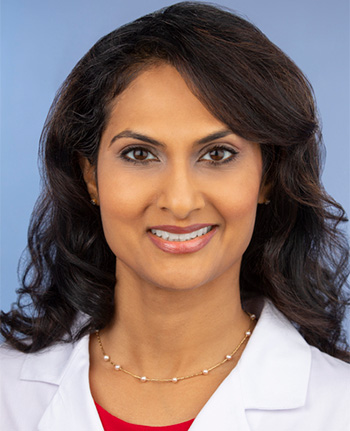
[{"x1": 90, "y1": 198, "x2": 98, "y2": 206}]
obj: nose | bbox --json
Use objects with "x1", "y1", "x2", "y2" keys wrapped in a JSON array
[{"x1": 156, "y1": 164, "x2": 205, "y2": 219}]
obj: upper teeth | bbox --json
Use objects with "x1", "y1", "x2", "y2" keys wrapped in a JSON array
[{"x1": 150, "y1": 226, "x2": 213, "y2": 242}]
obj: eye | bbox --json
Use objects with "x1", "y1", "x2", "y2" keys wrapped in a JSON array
[
  {"x1": 121, "y1": 146, "x2": 159, "y2": 163},
  {"x1": 199, "y1": 146, "x2": 238, "y2": 164}
]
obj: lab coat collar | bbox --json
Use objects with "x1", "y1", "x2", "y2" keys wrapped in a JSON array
[
  {"x1": 237, "y1": 300, "x2": 311, "y2": 410},
  {"x1": 20, "y1": 300, "x2": 311, "y2": 430},
  {"x1": 189, "y1": 300, "x2": 312, "y2": 430},
  {"x1": 21, "y1": 335, "x2": 103, "y2": 430}
]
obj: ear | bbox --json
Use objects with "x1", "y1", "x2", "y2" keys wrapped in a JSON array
[
  {"x1": 258, "y1": 180, "x2": 271, "y2": 205},
  {"x1": 80, "y1": 157, "x2": 99, "y2": 204}
]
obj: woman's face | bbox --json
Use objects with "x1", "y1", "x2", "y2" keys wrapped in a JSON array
[{"x1": 83, "y1": 64, "x2": 266, "y2": 290}]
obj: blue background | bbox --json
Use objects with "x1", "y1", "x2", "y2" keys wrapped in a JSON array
[{"x1": 1, "y1": 0, "x2": 349, "y2": 336}]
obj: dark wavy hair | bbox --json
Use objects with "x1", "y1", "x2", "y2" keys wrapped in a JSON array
[{"x1": 1, "y1": 2, "x2": 349, "y2": 360}]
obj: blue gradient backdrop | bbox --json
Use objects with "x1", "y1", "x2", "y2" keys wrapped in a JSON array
[{"x1": 1, "y1": 1, "x2": 349, "y2": 336}]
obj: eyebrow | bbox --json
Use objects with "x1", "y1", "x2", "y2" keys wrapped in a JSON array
[{"x1": 109, "y1": 129, "x2": 233, "y2": 147}]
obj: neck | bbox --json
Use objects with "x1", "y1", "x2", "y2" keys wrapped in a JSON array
[{"x1": 99, "y1": 262, "x2": 251, "y2": 378}]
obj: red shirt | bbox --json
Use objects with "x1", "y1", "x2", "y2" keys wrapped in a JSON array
[{"x1": 95, "y1": 402, "x2": 195, "y2": 431}]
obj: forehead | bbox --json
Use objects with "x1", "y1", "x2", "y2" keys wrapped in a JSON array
[{"x1": 102, "y1": 64, "x2": 228, "y2": 145}]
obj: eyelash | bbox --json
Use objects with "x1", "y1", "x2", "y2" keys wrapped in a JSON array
[
  {"x1": 199, "y1": 145, "x2": 238, "y2": 165},
  {"x1": 119, "y1": 146, "x2": 159, "y2": 165},
  {"x1": 119, "y1": 145, "x2": 238, "y2": 166}
]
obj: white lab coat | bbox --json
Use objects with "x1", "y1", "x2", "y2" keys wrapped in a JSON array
[{"x1": 1, "y1": 301, "x2": 349, "y2": 431}]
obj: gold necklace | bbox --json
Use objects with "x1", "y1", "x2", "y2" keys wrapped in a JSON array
[{"x1": 95, "y1": 313, "x2": 256, "y2": 383}]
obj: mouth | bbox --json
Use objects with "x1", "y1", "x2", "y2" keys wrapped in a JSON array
[
  {"x1": 147, "y1": 224, "x2": 218, "y2": 254},
  {"x1": 149, "y1": 225, "x2": 214, "y2": 242}
]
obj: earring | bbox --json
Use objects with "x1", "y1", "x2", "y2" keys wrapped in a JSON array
[
  {"x1": 90, "y1": 198, "x2": 98, "y2": 206},
  {"x1": 264, "y1": 199, "x2": 271, "y2": 205}
]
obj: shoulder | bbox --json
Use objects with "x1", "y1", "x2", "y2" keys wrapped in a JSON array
[
  {"x1": 239, "y1": 300, "x2": 350, "y2": 429},
  {"x1": 296, "y1": 346, "x2": 350, "y2": 429},
  {"x1": 310, "y1": 344, "x2": 349, "y2": 377},
  {"x1": 0, "y1": 339, "x2": 86, "y2": 431},
  {"x1": 0, "y1": 344, "x2": 55, "y2": 430},
  {"x1": 308, "y1": 345, "x2": 350, "y2": 402},
  {"x1": 0, "y1": 339, "x2": 76, "y2": 382},
  {"x1": 0, "y1": 344, "x2": 28, "y2": 391}
]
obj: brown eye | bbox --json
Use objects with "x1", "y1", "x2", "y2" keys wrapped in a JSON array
[
  {"x1": 133, "y1": 149, "x2": 149, "y2": 160},
  {"x1": 122, "y1": 147, "x2": 158, "y2": 163},
  {"x1": 208, "y1": 149, "x2": 226, "y2": 161},
  {"x1": 200, "y1": 146, "x2": 237, "y2": 163}
]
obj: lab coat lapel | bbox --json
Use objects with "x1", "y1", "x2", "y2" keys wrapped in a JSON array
[
  {"x1": 189, "y1": 367, "x2": 250, "y2": 431},
  {"x1": 238, "y1": 301, "x2": 311, "y2": 410},
  {"x1": 35, "y1": 336, "x2": 103, "y2": 431},
  {"x1": 188, "y1": 300, "x2": 311, "y2": 430}
]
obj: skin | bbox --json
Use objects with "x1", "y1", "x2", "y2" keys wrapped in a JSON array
[{"x1": 84, "y1": 64, "x2": 266, "y2": 426}]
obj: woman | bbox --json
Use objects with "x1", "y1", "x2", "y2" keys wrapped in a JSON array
[{"x1": 1, "y1": 2, "x2": 349, "y2": 430}]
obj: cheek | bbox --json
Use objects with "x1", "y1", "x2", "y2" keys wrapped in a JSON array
[
  {"x1": 215, "y1": 172, "x2": 261, "y2": 216},
  {"x1": 213, "y1": 174, "x2": 261, "y2": 245},
  {"x1": 97, "y1": 166, "x2": 151, "y2": 220},
  {"x1": 204, "y1": 145, "x2": 263, "y2": 224},
  {"x1": 224, "y1": 190, "x2": 259, "y2": 220},
  {"x1": 96, "y1": 170, "x2": 154, "y2": 254}
]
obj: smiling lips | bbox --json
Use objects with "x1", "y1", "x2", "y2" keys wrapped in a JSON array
[{"x1": 147, "y1": 224, "x2": 217, "y2": 254}]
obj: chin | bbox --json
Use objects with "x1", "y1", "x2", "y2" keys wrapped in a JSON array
[{"x1": 146, "y1": 270, "x2": 217, "y2": 292}]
